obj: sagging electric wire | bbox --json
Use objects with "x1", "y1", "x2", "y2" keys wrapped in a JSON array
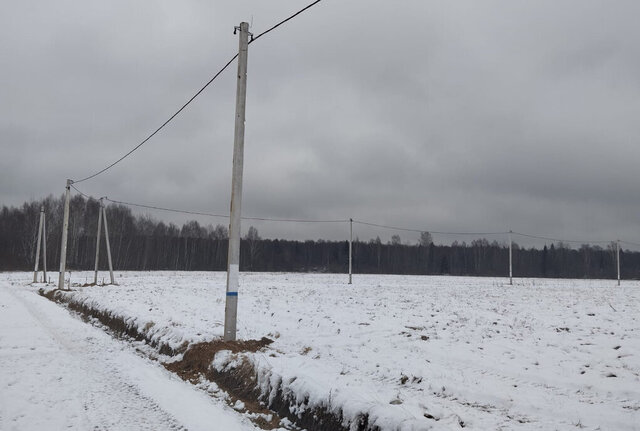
[
  {"x1": 70, "y1": 185, "x2": 346, "y2": 224},
  {"x1": 105, "y1": 198, "x2": 229, "y2": 219},
  {"x1": 249, "y1": 0, "x2": 322, "y2": 44},
  {"x1": 70, "y1": 186, "x2": 636, "y2": 245},
  {"x1": 621, "y1": 240, "x2": 640, "y2": 248},
  {"x1": 353, "y1": 220, "x2": 508, "y2": 236},
  {"x1": 510, "y1": 231, "x2": 612, "y2": 245},
  {"x1": 72, "y1": 0, "x2": 324, "y2": 185},
  {"x1": 72, "y1": 53, "x2": 238, "y2": 184}
]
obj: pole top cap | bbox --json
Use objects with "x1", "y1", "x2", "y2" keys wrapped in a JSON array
[{"x1": 234, "y1": 22, "x2": 250, "y2": 34}]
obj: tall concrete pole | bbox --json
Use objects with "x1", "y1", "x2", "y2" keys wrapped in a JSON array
[
  {"x1": 93, "y1": 199, "x2": 104, "y2": 284},
  {"x1": 102, "y1": 204, "x2": 115, "y2": 285},
  {"x1": 508, "y1": 230, "x2": 513, "y2": 286},
  {"x1": 58, "y1": 179, "x2": 72, "y2": 289},
  {"x1": 42, "y1": 211, "x2": 47, "y2": 281},
  {"x1": 349, "y1": 218, "x2": 353, "y2": 284},
  {"x1": 224, "y1": 22, "x2": 250, "y2": 342},
  {"x1": 33, "y1": 207, "x2": 44, "y2": 283},
  {"x1": 616, "y1": 239, "x2": 620, "y2": 286}
]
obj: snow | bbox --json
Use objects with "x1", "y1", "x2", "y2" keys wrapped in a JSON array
[
  {"x1": 0, "y1": 278, "x2": 261, "y2": 431},
  {"x1": 2, "y1": 271, "x2": 639, "y2": 430}
]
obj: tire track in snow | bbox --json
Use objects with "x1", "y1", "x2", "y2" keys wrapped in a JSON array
[
  {"x1": 0, "y1": 285, "x2": 257, "y2": 431},
  {"x1": 3, "y1": 286, "x2": 186, "y2": 430}
]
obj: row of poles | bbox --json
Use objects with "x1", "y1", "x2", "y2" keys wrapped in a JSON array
[
  {"x1": 44, "y1": 20, "x2": 624, "y2": 345},
  {"x1": 36, "y1": 201, "x2": 625, "y2": 289},
  {"x1": 38, "y1": 200, "x2": 625, "y2": 291},
  {"x1": 347, "y1": 225, "x2": 622, "y2": 287},
  {"x1": 33, "y1": 191, "x2": 115, "y2": 288}
]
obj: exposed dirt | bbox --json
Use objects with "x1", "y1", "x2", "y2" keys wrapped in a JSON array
[
  {"x1": 165, "y1": 337, "x2": 273, "y2": 382},
  {"x1": 165, "y1": 338, "x2": 289, "y2": 429},
  {"x1": 39, "y1": 288, "x2": 379, "y2": 431}
]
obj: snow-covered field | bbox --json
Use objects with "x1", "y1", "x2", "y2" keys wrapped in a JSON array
[{"x1": 2, "y1": 271, "x2": 639, "y2": 430}]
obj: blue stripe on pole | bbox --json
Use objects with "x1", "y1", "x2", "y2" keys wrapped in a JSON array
[{"x1": 226, "y1": 291, "x2": 238, "y2": 296}]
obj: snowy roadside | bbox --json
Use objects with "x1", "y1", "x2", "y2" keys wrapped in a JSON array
[
  {"x1": 0, "y1": 279, "x2": 267, "y2": 431},
  {"x1": 10, "y1": 271, "x2": 640, "y2": 430}
]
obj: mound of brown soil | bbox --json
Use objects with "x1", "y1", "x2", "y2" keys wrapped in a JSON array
[{"x1": 165, "y1": 337, "x2": 273, "y2": 382}]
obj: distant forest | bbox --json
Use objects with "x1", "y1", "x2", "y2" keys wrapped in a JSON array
[{"x1": 1, "y1": 194, "x2": 638, "y2": 280}]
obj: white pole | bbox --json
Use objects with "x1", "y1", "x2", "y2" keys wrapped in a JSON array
[
  {"x1": 33, "y1": 207, "x2": 44, "y2": 283},
  {"x1": 42, "y1": 211, "x2": 47, "y2": 282},
  {"x1": 224, "y1": 22, "x2": 250, "y2": 342},
  {"x1": 93, "y1": 200, "x2": 103, "y2": 284},
  {"x1": 508, "y1": 230, "x2": 513, "y2": 286},
  {"x1": 58, "y1": 180, "x2": 72, "y2": 289},
  {"x1": 102, "y1": 204, "x2": 115, "y2": 285},
  {"x1": 616, "y1": 239, "x2": 620, "y2": 286},
  {"x1": 349, "y1": 218, "x2": 353, "y2": 284}
]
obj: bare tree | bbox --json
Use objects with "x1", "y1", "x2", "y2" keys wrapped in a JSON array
[
  {"x1": 245, "y1": 226, "x2": 261, "y2": 269},
  {"x1": 419, "y1": 231, "x2": 433, "y2": 246},
  {"x1": 210, "y1": 224, "x2": 229, "y2": 240}
]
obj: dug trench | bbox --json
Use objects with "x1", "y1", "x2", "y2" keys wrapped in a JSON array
[{"x1": 39, "y1": 288, "x2": 379, "y2": 431}]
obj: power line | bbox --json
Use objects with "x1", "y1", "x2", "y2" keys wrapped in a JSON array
[
  {"x1": 621, "y1": 240, "x2": 640, "y2": 248},
  {"x1": 71, "y1": 185, "x2": 345, "y2": 223},
  {"x1": 353, "y1": 220, "x2": 508, "y2": 236},
  {"x1": 105, "y1": 198, "x2": 229, "y2": 219},
  {"x1": 71, "y1": 185, "x2": 228, "y2": 217},
  {"x1": 511, "y1": 231, "x2": 612, "y2": 245},
  {"x1": 73, "y1": 0, "x2": 324, "y2": 185},
  {"x1": 70, "y1": 184, "x2": 91, "y2": 199},
  {"x1": 71, "y1": 186, "x2": 634, "y2": 244},
  {"x1": 243, "y1": 215, "x2": 348, "y2": 223},
  {"x1": 107, "y1": 197, "x2": 346, "y2": 223},
  {"x1": 72, "y1": 54, "x2": 239, "y2": 184},
  {"x1": 250, "y1": 0, "x2": 323, "y2": 44}
]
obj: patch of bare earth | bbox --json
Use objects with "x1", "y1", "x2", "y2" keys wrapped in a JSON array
[
  {"x1": 165, "y1": 338, "x2": 284, "y2": 429},
  {"x1": 165, "y1": 338, "x2": 372, "y2": 431},
  {"x1": 39, "y1": 288, "x2": 375, "y2": 431}
]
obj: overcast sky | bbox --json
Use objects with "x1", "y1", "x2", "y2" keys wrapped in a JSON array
[{"x1": 2, "y1": 0, "x2": 640, "y2": 245}]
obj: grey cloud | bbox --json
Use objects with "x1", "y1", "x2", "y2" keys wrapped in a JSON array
[{"x1": 2, "y1": 0, "x2": 640, "y2": 245}]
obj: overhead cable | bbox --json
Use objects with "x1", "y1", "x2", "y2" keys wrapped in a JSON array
[
  {"x1": 71, "y1": 185, "x2": 345, "y2": 223},
  {"x1": 621, "y1": 240, "x2": 640, "y2": 248},
  {"x1": 250, "y1": 0, "x2": 322, "y2": 44},
  {"x1": 72, "y1": 54, "x2": 238, "y2": 184},
  {"x1": 243, "y1": 216, "x2": 348, "y2": 223},
  {"x1": 72, "y1": 0, "x2": 324, "y2": 185},
  {"x1": 511, "y1": 231, "x2": 612, "y2": 245},
  {"x1": 353, "y1": 220, "x2": 508, "y2": 236},
  {"x1": 70, "y1": 187, "x2": 635, "y2": 243},
  {"x1": 70, "y1": 184, "x2": 91, "y2": 199},
  {"x1": 107, "y1": 197, "x2": 347, "y2": 223},
  {"x1": 105, "y1": 198, "x2": 229, "y2": 219}
]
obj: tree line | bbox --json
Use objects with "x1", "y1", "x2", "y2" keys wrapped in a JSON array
[{"x1": 1, "y1": 194, "x2": 638, "y2": 280}]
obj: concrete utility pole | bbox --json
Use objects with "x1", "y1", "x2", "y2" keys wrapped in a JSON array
[
  {"x1": 42, "y1": 210, "x2": 47, "y2": 281},
  {"x1": 508, "y1": 230, "x2": 513, "y2": 286},
  {"x1": 224, "y1": 21, "x2": 250, "y2": 342},
  {"x1": 102, "y1": 203, "x2": 115, "y2": 284},
  {"x1": 616, "y1": 239, "x2": 621, "y2": 286},
  {"x1": 33, "y1": 207, "x2": 45, "y2": 283},
  {"x1": 93, "y1": 199, "x2": 115, "y2": 285},
  {"x1": 349, "y1": 218, "x2": 353, "y2": 284},
  {"x1": 58, "y1": 180, "x2": 72, "y2": 289},
  {"x1": 93, "y1": 200, "x2": 104, "y2": 284}
]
